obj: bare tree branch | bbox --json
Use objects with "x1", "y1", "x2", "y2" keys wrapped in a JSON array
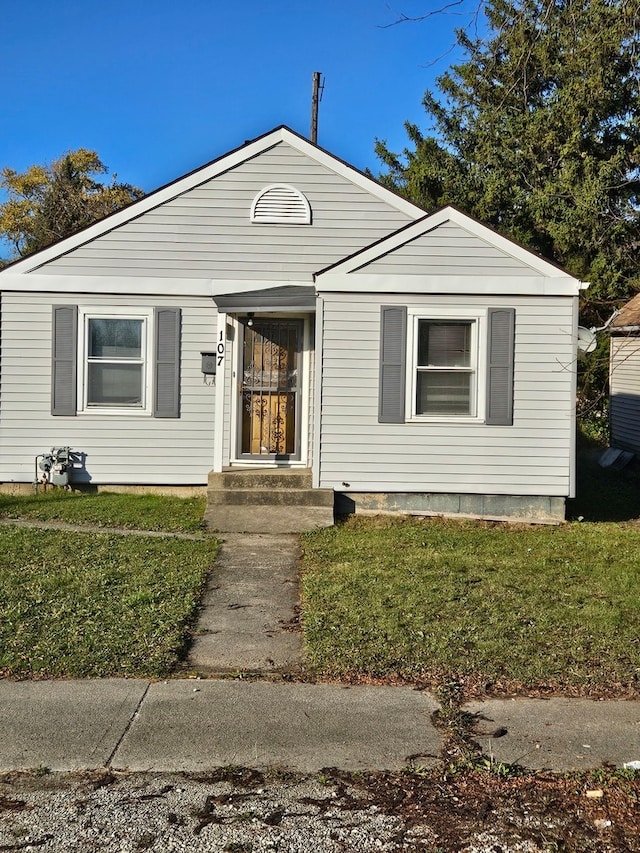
[{"x1": 379, "y1": 0, "x2": 470, "y2": 28}]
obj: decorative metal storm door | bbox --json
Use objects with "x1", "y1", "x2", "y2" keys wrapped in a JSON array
[{"x1": 240, "y1": 319, "x2": 302, "y2": 459}]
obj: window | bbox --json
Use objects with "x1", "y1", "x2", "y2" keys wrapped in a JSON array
[
  {"x1": 51, "y1": 305, "x2": 181, "y2": 418},
  {"x1": 86, "y1": 318, "x2": 146, "y2": 408},
  {"x1": 415, "y1": 320, "x2": 476, "y2": 417},
  {"x1": 378, "y1": 306, "x2": 514, "y2": 426}
]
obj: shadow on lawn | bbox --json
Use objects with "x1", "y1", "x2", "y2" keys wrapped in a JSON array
[
  {"x1": 0, "y1": 490, "x2": 91, "y2": 512},
  {"x1": 566, "y1": 451, "x2": 640, "y2": 522}
]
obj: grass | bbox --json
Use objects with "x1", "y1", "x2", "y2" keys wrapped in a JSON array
[
  {"x1": 0, "y1": 491, "x2": 215, "y2": 678},
  {"x1": 0, "y1": 525, "x2": 218, "y2": 678},
  {"x1": 301, "y1": 479, "x2": 640, "y2": 693},
  {"x1": 0, "y1": 490, "x2": 206, "y2": 533},
  {"x1": 3, "y1": 458, "x2": 640, "y2": 691}
]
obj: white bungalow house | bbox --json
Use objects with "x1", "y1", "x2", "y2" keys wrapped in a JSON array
[{"x1": 0, "y1": 126, "x2": 584, "y2": 530}]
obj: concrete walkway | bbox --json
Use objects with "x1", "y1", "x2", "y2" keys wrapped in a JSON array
[
  {"x1": 1, "y1": 679, "x2": 639, "y2": 774},
  {"x1": 0, "y1": 679, "x2": 440, "y2": 773},
  {"x1": 467, "y1": 697, "x2": 640, "y2": 771},
  {"x1": 188, "y1": 533, "x2": 303, "y2": 674}
]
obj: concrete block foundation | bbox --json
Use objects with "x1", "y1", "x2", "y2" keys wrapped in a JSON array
[{"x1": 335, "y1": 492, "x2": 566, "y2": 524}]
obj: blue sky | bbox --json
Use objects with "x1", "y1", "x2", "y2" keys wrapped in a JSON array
[{"x1": 2, "y1": 0, "x2": 482, "y2": 198}]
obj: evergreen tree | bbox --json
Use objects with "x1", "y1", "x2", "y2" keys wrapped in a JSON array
[{"x1": 377, "y1": 0, "x2": 640, "y2": 325}]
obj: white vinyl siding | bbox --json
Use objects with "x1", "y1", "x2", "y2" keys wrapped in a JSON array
[
  {"x1": 352, "y1": 222, "x2": 541, "y2": 277},
  {"x1": 34, "y1": 143, "x2": 411, "y2": 280},
  {"x1": 610, "y1": 335, "x2": 640, "y2": 454},
  {"x1": 0, "y1": 292, "x2": 218, "y2": 485},
  {"x1": 318, "y1": 292, "x2": 575, "y2": 496}
]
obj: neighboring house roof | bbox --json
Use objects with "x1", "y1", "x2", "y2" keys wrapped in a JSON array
[
  {"x1": 611, "y1": 292, "x2": 640, "y2": 331},
  {"x1": 0, "y1": 125, "x2": 426, "y2": 277}
]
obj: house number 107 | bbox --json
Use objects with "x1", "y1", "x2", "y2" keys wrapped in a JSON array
[{"x1": 217, "y1": 331, "x2": 225, "y2": 367}]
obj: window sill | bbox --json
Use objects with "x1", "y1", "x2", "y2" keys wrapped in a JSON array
[
  {"x1": 407, "y1": 415, "x2": 485, "y2": 424},
  {"x1": 77, "y1": 408, "x2": 152, "y2": 417}
]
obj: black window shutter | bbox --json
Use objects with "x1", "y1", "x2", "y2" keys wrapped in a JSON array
[
  {"x1": 486, "y1": 308, "x2": 515, "y2": 425},
  {"x1": 154, "y1": 307, "x2": 181, "y2": 418},
  {"x1": 51, "y1": 305, "x2": 77, "y2": 416},
  {"x1": 378, "y1": 306, "x2": 407, "y2": 424}
]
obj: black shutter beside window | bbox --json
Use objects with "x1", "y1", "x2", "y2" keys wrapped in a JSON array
[
  {"x1": 51, "y1": 305, "x2": 78, "y2": 416},
  {"x1": 378, "y1": 306, "x2": 407, "y2": 424},
  {"x1": 154, "y1": 307, "x2": 181, "y2": 418},
  {"x1": 486, "y1": 308, "x2": 515, "y2": 426}
]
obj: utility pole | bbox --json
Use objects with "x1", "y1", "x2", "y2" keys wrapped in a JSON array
[{"x1": 310, "y1": 71, "x2": 324, "y2": 144}]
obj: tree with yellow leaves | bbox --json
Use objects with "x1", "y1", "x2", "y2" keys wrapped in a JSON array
[{"x1": 0, "y1": 149, "x2": 143, "y2": 262}]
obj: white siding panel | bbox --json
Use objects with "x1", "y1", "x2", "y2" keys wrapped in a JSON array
[
  {"x1": 318, "y1": 291, "x2": 575, "y2": 496},
  {"x1": 35, "y1": 143, "x2": 412, "y2": 280},
  {"x1": 354, "y1": 222, "x2": 540, "y2": 277},
  {"x1": 0, "y1": 292, "x2": 218, "y2": 485},
  {"x1": 610, "y1": 335, "x2": 640, "y2": 453}
]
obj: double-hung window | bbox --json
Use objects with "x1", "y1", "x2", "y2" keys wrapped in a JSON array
[
  {"x1": 85, "y1": 317, "x2": 148, "y2": 409},
  {"x1": 415, "y1": 320, "x2": 477, "y2": 417},
  {"x1": 52, "y1": 305, "x2": 181, "y2": 418},
  {"x1": 379, "y1": 306, "x2": 514, "y2": 426},
  {"x1": 76, "y1": 310, "x2": 154, "y2": 415}
]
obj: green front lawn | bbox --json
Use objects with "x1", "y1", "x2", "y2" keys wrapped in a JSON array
[
  {"x1": 0, "y1": 490, "x2": 206, "y2": 533},
  {"x1": 3, "y1": 469, "x2": 640, "y2": 693},
  {"x1": 0, "y1": 525, "x2": 217, "y2": 678},
  {"x1": 301, "y1": 515, "x2": 640, "y2": 694}
]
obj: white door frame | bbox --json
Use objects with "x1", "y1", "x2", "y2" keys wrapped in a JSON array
[{"x1": 229, "y1": 313, "x2": 312, "y2": 467}]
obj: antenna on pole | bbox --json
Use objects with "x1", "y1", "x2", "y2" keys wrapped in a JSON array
[{"x1": 310, "y1": 71, "x2": 324, "y2": 144}]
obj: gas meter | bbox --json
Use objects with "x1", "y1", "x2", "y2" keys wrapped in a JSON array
[{"x1": 35, "y1": 447, "x2": 74, "y2": 488}]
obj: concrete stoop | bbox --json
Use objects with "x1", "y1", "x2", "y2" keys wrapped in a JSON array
[{"x1": 205, "y1": 468, "x2": 334, "y2": 533}]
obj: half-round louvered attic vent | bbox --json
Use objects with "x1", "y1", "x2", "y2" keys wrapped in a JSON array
[{"x1": 251, "y1": 184, "x2": 311, "y2": 224}]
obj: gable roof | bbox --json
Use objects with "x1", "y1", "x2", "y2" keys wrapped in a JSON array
[
  {"x1": 2, "y1": 126, "x2": 426, "y2": 276},
  {"x1": 315, "y1": 206, "x2": 581, "y2": 280}
]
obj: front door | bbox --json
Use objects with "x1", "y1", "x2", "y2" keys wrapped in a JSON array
[{"x1": 240, "y1": 318, "x2": 303, "y2": 460}]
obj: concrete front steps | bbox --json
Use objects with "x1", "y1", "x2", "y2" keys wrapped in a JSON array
[{"x1": 205, "y1": 468, "x2": 334, "y2": 533}]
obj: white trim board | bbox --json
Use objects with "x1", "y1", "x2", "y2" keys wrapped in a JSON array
[
  {"x1": 0, "y1": 273, "x2": 214, "y2": 297},
  {"x1": 315, "y1": 273, "x2": 581, "y2": 297},
  {"x1": 0, "y1": 275, "x2": 316, "y2": 299}
]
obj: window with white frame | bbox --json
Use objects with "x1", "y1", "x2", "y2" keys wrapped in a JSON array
[
  {"x1": 80, "y1": 312, "x2": 152, "y2": 412},
  {"x1": 414, "y1": 319, "x2": 477, "y2": 417}
]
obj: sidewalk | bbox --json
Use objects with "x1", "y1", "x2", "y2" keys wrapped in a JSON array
[
  {"x1": 0, "y1": 679, "x2": 440, "y2": 773},
  {"x1": 1, "y1": 678, "x2": 639, "y2": 774},
  {"x1": 467, "y1": 696, "x2": 640, "y2": 771}
]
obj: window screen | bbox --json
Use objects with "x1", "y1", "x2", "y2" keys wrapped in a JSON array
[{"x1": 416, "y1": 320, "x2": 475, "y2": 416}]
